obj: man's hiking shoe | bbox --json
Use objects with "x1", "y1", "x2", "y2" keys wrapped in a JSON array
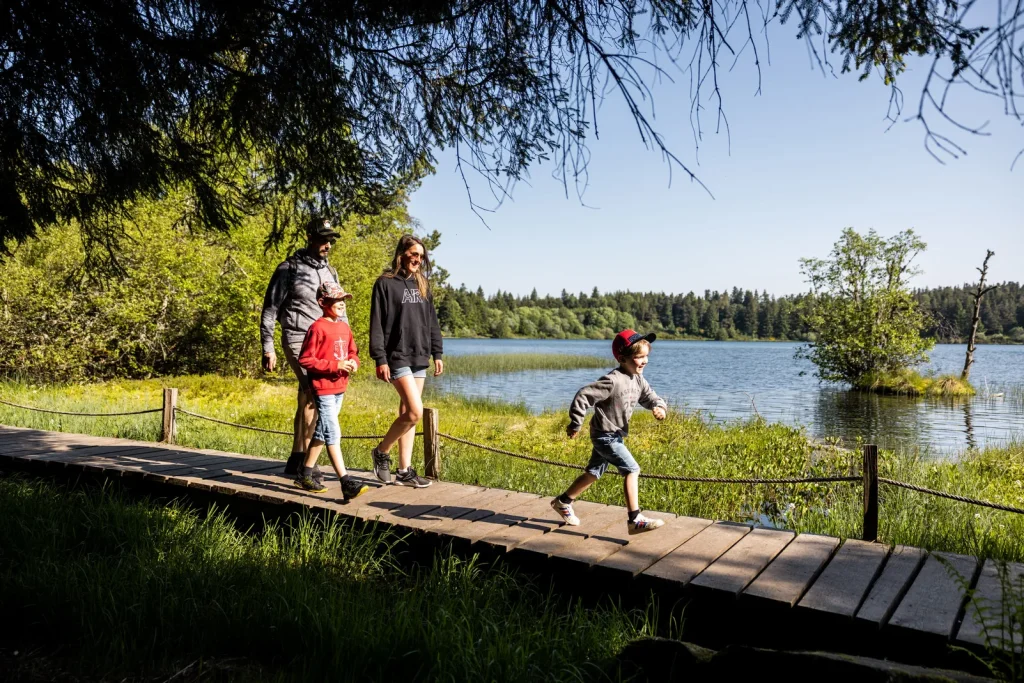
[
  {"x1": 341, "y1": 477, "x2": 370, "y2": 502},
  {"x1": 283, "y1": 454, "x2": 324, "y2": 482},
  {"x1": 627, "y1": 514, "x2": 665, "y2": 535},
  {"x1": 294, "y1": 474, "x2": 328, "y2": 494},
  {"x1": 550, "y1": 498, "x2": 580, "y2": 526},
  {"x1": 371, "y1": 448, "x2": 392, "y2": 484},
  {"x1": 283, "y1": 452, "x2": 304, "y2": 475},
  {"x1": 394, "y1": 467, "x2": 432, "y2": 488}
]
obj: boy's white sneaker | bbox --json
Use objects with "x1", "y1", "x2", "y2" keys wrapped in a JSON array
[
  {"x1": 627, "y1": 513, "x2": 665, "y2": 535},
  {"x1": 550, "y1": 497, "x2": 580, "y2": 526}
]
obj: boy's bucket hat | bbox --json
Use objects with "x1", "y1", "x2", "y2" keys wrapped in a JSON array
[
  {"x1": 306, "y1": 216, "x2": 341, "y2": 240},
  {"x1": 317, "y1": 282, "x2": 352, "y2": 301},
  {"x1": 612, "y1": 329, "x2": 656, "y2": 361}
]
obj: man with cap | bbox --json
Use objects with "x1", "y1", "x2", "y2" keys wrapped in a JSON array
[{"x1": 260, "y1": 216, "x2": 346, "y2": 476}]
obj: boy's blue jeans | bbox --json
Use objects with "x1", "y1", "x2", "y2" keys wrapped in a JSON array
[
  {"x1": 312, "y1": 393, "x2": 345, "y2": 446},
  {"x1": 585, "y1": 433, "x2": 640, "y2": 478}
]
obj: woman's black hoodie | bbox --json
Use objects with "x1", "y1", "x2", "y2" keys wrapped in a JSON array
[{"x1": 369, "y1": 275, "x2": 443, "y2": 369}]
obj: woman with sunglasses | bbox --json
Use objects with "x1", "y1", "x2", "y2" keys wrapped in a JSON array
[{"x1": 368, "y1": 234, "x2": 443, "y2": 487}]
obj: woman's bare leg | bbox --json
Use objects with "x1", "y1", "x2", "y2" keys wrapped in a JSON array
[{"x1": 377, "y1": 376, "x2": 425, "y2": 472}]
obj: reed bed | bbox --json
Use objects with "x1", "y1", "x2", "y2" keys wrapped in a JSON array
[{"x1": 442, "y1": 352, "x2": 608, "y2": 375}]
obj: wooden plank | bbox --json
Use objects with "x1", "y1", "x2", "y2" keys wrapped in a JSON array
[
  {"x1": 515, "y1": 501, "x2": 627, "y2": 559},
  {"x1": 561, "y1": 510, "x2": 677, "y2": 567},
  {"x1": 956, "y1": 559, "x2": 1024, "y2": 647},
  {"x1": 596, "y1": 516, "x2": 713, "y2": 576},
  {"x1": 744, "y1": 533, "x2": 840, "y2": 607},
  {"x1": 644, "y1": 522, "x2": 751, "y2": 585},
  {"x1": 441, "y1": 491, "x2": 542, "y2": 542},
  {"x1": 691, "y1": 527, "x2": 795, "y2": 595},
  {"x1": 475, "y1": 497, "x2": 567, "y2": 551},
  {"x1": 856, "y1": 545, "x2": 927, "y2": 627},
  {"x1": 799, "y1": 540, "x2": 890, "y2": 617},
  {"x1": 354, "y1": 482, "x2": 469, "y2": 523},
  {"x1": 889, "y1": 552, "x2": 978, "y2": 638},
  {"x1": 414, "y1": 487, "x2": 524, "y2": 534}
]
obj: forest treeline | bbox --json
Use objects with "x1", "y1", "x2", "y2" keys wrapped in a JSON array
[{"x1": 436, "y1": 283, "x2": 1024, "y2": 344}]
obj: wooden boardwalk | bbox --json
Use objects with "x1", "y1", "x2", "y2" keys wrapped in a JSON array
[{"x1": 1, "y1": 424, "x2": 1018, "y2": 659}]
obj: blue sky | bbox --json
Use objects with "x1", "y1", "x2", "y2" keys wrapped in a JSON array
[{"x1": 408, "y1": 24, "x2": 1022, "y2": 298}]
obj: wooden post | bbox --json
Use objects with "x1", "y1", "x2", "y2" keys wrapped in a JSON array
[
  {"x1": 862, "y1": 444, "x2": 878, "y2": 542},
  {"x1": 161, "y1": 388, "x2": 178, "y2": 444},
  {"x1": 423, "y1": 407, "x2": 440, "y2": 479}
]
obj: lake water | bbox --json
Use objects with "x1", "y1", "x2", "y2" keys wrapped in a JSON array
[{"x1": 439, "y1": 339, "x2": 1024, "y2": 455}]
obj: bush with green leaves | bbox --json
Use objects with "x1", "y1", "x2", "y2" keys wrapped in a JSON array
[
  {"x1": 0, "y1": 190, "x2": 433, "y2": 381},
  {"x1": 799, "y1": 228, "x2": 935, "y2": 388}
]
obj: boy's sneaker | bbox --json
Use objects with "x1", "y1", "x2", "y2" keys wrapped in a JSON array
[
  {"x1": 627, "y1": 513, "x2": 665, "y2": 535},
  {"x1": 394, "y1": 467, "x2": 432, "y2": 488},
  {"x1": 340, "y1": 477, "x2": 369, "y2": 502},
  {"x1": 550, "y1": 497, "x2": 580, "y2": 526},
  {"x1": 294, "y1": 474, "x2": 328, "y2": 494},
  {"x1": 371, "y1": 448, "x2": 392, "y2": 484}
]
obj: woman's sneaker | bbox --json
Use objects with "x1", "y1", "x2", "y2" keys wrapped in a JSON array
[
  {"x1": 550, "y1": 497, "x2": 580, "y2": 526},
  {"x1": 394, "y1": 467, "x2": 432, "y2": 488},
  {"x1": 294, "y1": 474, "x2": 328, "y2": 494},
  {"x1": 627, "y1": 513, "x2": 665, "y2": 535},
  {"x1": 371, "y1": 448, "x2": 392, "y2": 484},
  {"x1": 340, "y1": 477, "x2": 369, "y2": 502}
]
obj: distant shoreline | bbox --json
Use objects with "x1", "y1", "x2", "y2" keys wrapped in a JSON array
[{"x1": 443, "y1": 336, "x2": 1022, "y2": 347}]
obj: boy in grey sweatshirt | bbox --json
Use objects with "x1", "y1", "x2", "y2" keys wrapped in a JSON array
[{"x1": 551, "y1": 329, "x2": 669, "y2": 534}]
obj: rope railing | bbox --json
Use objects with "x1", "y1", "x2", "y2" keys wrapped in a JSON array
[
  {"x1": 0, "y1": 397, "x2": 162, "y2": 417},
  {"x1": 437, "y1": 432, "x2": 860, "y2": 484},
  {"x1": 6, "y1": 388, "x2": 1024, "y2": 539},
  {"x1": 174, "y1": 407, "x2": 417, "y2": 440},
  {"x1": 879, "y1": 478, "x2": 1024, "y2": 516},
  {"x1": 437, "y1": 431, "x2": 1024, "y2": 541}
]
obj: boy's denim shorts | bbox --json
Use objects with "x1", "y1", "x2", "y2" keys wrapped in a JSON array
[
  {"x1": 585, "y1": 433, "x2": 640, "y2": 479},
  {"x1": 312, "y1": 392, "x2": 345, "y2": 446},
  {"x1": 391, "y1": 365, "x2": 428, "y2": 381}
]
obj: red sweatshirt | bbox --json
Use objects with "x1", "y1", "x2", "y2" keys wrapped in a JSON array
[{"x1": 297, "y1": 317, "x2": 359, "y2": 396}]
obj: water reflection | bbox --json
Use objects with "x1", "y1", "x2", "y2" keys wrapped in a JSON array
[{"x1": 441, "y1": 339, "x2": 1024, "y2": 455}]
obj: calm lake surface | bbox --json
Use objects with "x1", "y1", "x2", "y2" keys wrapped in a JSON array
[{"x1": 440, "y1": 339, "x2": 1024, "y2": 455}]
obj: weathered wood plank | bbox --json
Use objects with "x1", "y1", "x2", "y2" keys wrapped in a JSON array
[
  {"x1": 798, "y1": 540, "x2": 890, "y2": 618},
  {"x1": 561, "y1": 510, "x2": 677, "y2": 567},
  {"x1": 744, "y1": 534, "x2": 840, "y2": 606},
  {"x1": 889, "y1": 552, "x2": 978, "y2": 638},
  {"x1": 414, "y1": 487, "x2": 524, "y2": 534},
  {"x1": 476, "y1": 497, "x2": 566, "y2": 551},
  {"x1": 514, "y1": 501, "x2": 627, "y2": 559},
  {"x1": 956, "y1": 559, "x2": 1024, "y2": 647},
  {"x1": 644, "y1": 522, "x2": 751, "y2": 585},
  {"x1": 691, "y1": 527, "x2": 795, "y2": 595},
  {"x1": 441, "y1": 492, "x2": 542, "y2": 542},
  {"x1": 855, "y1": 545, "x2": 927, "y2": 627},
  {"x1": 595, "y1": 516, "x2": 712, "y2": 576}
]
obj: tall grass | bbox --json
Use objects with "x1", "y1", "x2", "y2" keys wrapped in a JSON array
[
  {"x1": 0, "y1": 475, "x2": 653, "y2": 682},
  {"x1": 443, "y1": 352, "x2": 608, "y2": 375},
  {"x1": 3, "y1": 376, "x2": 1024, "y2": 561}
]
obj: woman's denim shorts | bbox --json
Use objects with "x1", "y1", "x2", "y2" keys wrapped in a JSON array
[
  {"x1": 585, "y1": 433, "x2": 641, "y2": 478},
  {"x1": 312, "y1": 392, "x2": 345, "y2": 446},
  {"x1": 390, "y1": 365, "x2": 428, "y2": 381}
]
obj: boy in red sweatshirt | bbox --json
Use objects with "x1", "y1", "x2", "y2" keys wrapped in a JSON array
[{"x1": 294, "y1": 282, "x2": 368, "y2": 501}]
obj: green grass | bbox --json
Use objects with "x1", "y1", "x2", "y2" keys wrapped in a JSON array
[
  {"x1": 443, "y1": 352, "x2": 609, "y2": 375},
  {"x1": 858, "y1": 369, "x2": 976, "y2": 397},
  {"x1": 0, "y1": 475, "x2": 654, "y2": 682},
  {"x1": 2, "y1": 374, "x2": 1024, "y2": 561}
]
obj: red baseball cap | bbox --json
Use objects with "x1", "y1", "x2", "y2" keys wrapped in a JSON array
[{"x1": 612, "y1": 329, "x2": 657, "y2": 361}]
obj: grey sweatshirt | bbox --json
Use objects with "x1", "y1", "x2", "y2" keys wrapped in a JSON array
[
  {"x1": 568, "y1": 367, "x2": 667, "y2": 438},
  {"x1": 260, "y1": 250, "x2": 345, "y2": 354}
]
